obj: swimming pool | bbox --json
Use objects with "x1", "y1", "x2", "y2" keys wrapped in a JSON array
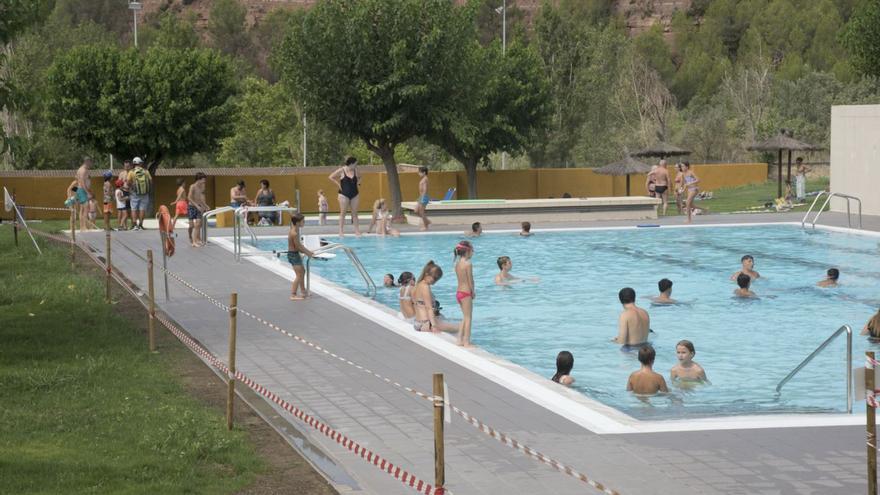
[{"x1": 255, "y1": 225, "x2": 880, "y2": 420}]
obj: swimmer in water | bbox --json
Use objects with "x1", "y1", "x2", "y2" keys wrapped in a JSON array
[
  {"x1": 383, "y1": 273, "x2": 396, "y2": 288},
  {"x1": 465, "y1": 222, "x2": 482, "y2": 238},
  {"x1": 730, "y1": 254, "x2": 760, "y2": 281},
  {"x1": 626, "y1": 345, "x2": 668, "y2": 395},
  {"x1": 494, "y1": 256, "x2": 519, "y2": 285},
  {"x1": 670, "y1": 340, "x2": 707, "y2": 384},
  {"x1": 520, "y1": 221, "x2": 533, "y2": 237},
  {"x1": 734, "y1": 273, "x2": 757, "y2": 298},
  {"x1": 651, "y1": 278, "x2": 676, "y2": 304},
  {"x1": 551, "y1": 351, "x2": 575, "y2": 386},
  {"x1": 817, "y1": 268, "x2": 839, "y2": 288},
  {"x1": 613, "y1": 287, "x2": 650, "y2": 350},
  {"x1": 861, "y1": 307, "x2": 880, "y2": 339}
]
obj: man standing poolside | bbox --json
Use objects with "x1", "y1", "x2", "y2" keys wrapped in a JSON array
[
  {"x1": 613, "y1": 287, "x2": 650, "y2": 350},
  {"x1": 128, "y1": 157, "x2": 152, "y2": 230},
  {"x1": 415, "y1": 166, "x2": 431, "y2": 231},
  {"x1": 653, "y1": 160, "x2": 670, "y2": 215},
  {"x1": 188, "y1": 172, "x2": 209, "y2": 247},
  {"x1": 75, "y1": 156, "x2": 93, "y2": 231}
]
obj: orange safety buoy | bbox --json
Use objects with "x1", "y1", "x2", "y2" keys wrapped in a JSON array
[{"x1": 157, "y1": 205, "x2": 175, "y2": 257}]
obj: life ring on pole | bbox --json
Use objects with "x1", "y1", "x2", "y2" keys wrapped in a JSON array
[{"x1": 157, "y1": 205, "x2": 175, "y2": 257}]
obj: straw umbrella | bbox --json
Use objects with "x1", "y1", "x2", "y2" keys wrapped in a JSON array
[
  {"x1": 631, "y1": 142, "x2": 692, "y2": 160},
  {"x1": 747, "y1": 130, "x2": 822, "y2": 198},
  {"x1": 594, "y1": 155, "x2": 653, "y2": 196}
]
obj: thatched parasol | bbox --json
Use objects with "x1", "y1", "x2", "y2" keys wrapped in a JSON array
[
  {"x1": 594, "y1": 155, "x2": 653, "y2": 196},
  {"x1": 631, "y1": 143, "x2": 692, "y2": 159},
  {"x1": 747, "y1": 130, "x2": 823, "y2": 198}
]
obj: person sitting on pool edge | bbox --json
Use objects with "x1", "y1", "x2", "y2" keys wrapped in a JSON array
[
  {"x1": 734, "y1": 273, "x2": 757, "y2": 298},
  {"x1": 651, "y1": 278, "x2": 676, "y2": 304},
  {"x1": 626, "y1": 345, "x2": 667, "y2": 395},
  {"x1": 520, "y1": 221, "x2": 533, "y2": 237},
  {"x1": 612, "y1": 287, "x2": 650, "y2": 351},
  {"x1": 817, "y1": 268, "x2": 840, "y2": 288},
  {"x1": 465, "y1": 222, "x2": 482, "y2": 237},
  {"x1": 861, "y1": 307, "x2": 880, "y2": 339},
  {"x1": 551, "y1": 351, "x2": 575, "y2": 386},
  {"x1": 730, "y1": 254, "x2": 760, "y2": 281}
]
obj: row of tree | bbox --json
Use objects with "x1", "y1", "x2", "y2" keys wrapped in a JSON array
[{"x1": 2, "y1": 0, "x2": 880, "y2": 214}]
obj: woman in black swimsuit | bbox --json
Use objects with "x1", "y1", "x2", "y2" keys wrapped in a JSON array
[{"x1": 328, "y1": 156, "x2": 361, "y2": 237}]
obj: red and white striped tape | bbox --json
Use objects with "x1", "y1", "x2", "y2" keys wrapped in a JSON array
[{"x1": 33, "y1": 230, "x2": 446, "y2": 495}]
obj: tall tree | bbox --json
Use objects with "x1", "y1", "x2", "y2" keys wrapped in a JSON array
[
  {"x1": 277, "y1": 0, "x2": 475, "y2": 218},
  {"x1": 46, "y1": 44, "x2": 237, "y2": 173},
  {"x1": 430, "y1": 40, "x2": 549, "y2": 198},
  {"x1": 841, "y1": 0, "x2": 880, "y2": 78}
]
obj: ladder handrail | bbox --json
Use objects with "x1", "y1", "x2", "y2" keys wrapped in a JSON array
[
  {"x1": 775, "y1": 325, "x2": 852, "y2": 413},
  {"x1": 305, "y1": 242, "x2": 376, "y2": 298},
  {"x1": 232, "y1": 205, "x2": 300, "y2": 260},
  {"x1": 201, "y1": 206, "x2": 235, "y2": 243},
  {"x1": 801, "y1": 192, "x2": 862, "y2": 230}
]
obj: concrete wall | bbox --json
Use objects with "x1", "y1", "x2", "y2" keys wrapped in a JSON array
[
  {"x1": 830, "y1": 105, "x2": 880, "y2": 216},
  {"x1": 1, "y1": 163, "x2": 768, "y2": 221}
]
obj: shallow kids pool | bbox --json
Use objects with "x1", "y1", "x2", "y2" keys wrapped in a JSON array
[{"x1": 256, "y1": 225, "x2": 880, "y2": 420}]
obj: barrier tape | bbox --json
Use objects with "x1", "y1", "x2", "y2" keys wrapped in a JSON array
[
  {"x1": 19, "y1": 205, "x2": 73, "y2": 212},
  {"x1": 40, "y1": 226, "x2": 621, "y2": 495},
  {"x1": 29, "y1": 229, "x2": 445, "y2": 495}
]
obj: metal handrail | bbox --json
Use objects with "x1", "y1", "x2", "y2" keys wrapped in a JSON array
[
  {"x1": 201, "y1": 206, "x2": 235, "y2": 243},
  {"x1": 776, "y1": 325, "x2": 852, "y2": 413},
  {"x1": 306, "y1": 242, "x2": 376, "y2": 298},
  {"x1": 232, "y1": 205, "x2": 299, "y2": 260},
  {"x1": 801, "y1": 192, "x2": 862, "y2": 230}
]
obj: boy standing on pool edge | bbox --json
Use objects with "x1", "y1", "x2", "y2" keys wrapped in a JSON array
[
  {"x1": 288, "y1": 213, "x2": 315, "y2": 301},
  {"x1": 415, "y1": 167, "x2": 431, "y2": 231}
]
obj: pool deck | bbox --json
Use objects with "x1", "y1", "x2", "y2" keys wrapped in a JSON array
[{"x1": 77, "y1": 211, "x2": 879, "y2": 495}]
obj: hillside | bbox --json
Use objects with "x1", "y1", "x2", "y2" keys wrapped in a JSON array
[{"x1": 143, "y1": 0, "x2": 693, "y2": 37}]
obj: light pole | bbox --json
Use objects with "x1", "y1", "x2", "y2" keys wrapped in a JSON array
[
  {"x1": 302, "y1": 112, "x2": 307, "y2": 167},
  {"x1": 498, "y1": 1, "x2": 507, "y2": 170},
  {"x1": 128, "y1": 2, "x2": 142, "y2": 48}
]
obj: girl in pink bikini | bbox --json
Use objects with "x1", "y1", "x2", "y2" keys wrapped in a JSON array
[{"x1": 454, "y1": 240, "x2": 474, "y2": 346}]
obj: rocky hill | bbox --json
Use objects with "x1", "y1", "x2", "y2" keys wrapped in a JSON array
[{"x1": 144, "y1": 0, "x2": 693, "y2": 37}]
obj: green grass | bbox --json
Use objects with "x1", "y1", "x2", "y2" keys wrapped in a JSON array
[
  {"x1": 664, "y1": 177, "x2": 830, "y2": 215},
  {"x1": 0, "y1": 225, "x2": 263, "y2": 494}
]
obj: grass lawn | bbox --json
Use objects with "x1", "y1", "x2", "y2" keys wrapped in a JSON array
[
  {"x1": 662, "y1": 177, "x2": 830, "y2": 216},
  {"x1": 0, "y1": 224, "x2": 265, "y2": 495}
]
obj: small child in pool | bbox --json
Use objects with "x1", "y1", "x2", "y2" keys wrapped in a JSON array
[
  {"x1": 519, "y1": 221, "x2": 533, "y2": 237},
  {"x1": 734, "y1": 273, "x2": 757, "y2": 298},
  {"x1": 626, "y1": 345, "x2": 667, "y2": 395},
  {"x1": 551, "y1": 351, "x2": 575, "y2": 386},
  {"x1": 670, "y1": 340, "x2": 707, "y2": 384},
  {"x1": 383, "y1": 273, "x2": 396, "y2": 288}
]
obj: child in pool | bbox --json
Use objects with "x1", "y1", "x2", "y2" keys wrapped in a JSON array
[
  {"x1": 670, "y1": 340, "x2": 707, "y2": 384},
  {"x1": 383, "y1": 273, "x2": 396, "y2": 288},
  {"x1": 626, "y1": 345, "x2": 668, "y2": 395},
  {"x1": 734, "y1": 273, "x2": 757, "y2": 298},
  {"x1": 551, "y1": 351, "x2": 575, "y2": 386},
  {"x1": 398, "y1": 272, "x2": 416, "y2": 320},
  {"x1": 454, "y1": 240, "x2": 475, "y2": 346},
  {"x1": 520, "y1": 221, "x2": 533, "y2": 237}
]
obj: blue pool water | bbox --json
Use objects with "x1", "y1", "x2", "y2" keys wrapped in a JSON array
[{"x1": 257, "y1": 225, "x2": 880, "y2": 419}]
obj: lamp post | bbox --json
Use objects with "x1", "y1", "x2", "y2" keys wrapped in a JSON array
[
  {"x1": 302, "y1": 112, "x2": 307, "y2": 167},
  {"x1": 128, "y1": 2, "x2": 142, "y2": 48},
  {"x1": 496, "y1": 1, "x2": 507, "y2": 170}
]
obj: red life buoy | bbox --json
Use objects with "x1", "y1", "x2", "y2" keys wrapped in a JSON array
[{"x1": 158, "y1": 205, "x2": 175, "y2": 257}]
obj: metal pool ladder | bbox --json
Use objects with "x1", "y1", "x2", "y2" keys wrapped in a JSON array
[
  {"x1": 305, "y1": 241, "x2": 376, "y2": 298},
  {"x1": 801, "y1": 192, "x2": 862, "y2": 230},
  {"x1": 776, "y1": 325, "x2": 852, "y2": 413}
]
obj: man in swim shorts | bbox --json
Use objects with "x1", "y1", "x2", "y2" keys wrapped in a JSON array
[
  {"x1": 415, "y1": 166, "x2": 431, "y2": 231},
  {"x1": 817, "y1": 268, "x2": 839, "y2": 288},
  {"x1": 613, "y1": 287, "x2": 650, "y2": 350},
  {"x1": 187, "y1": 172, "x2": 209, "y2": 247},
  {"x1": 75, "y1": 156, "x2": 93, "y2": 231},
  {"x1": 651, "y1": 278, "x2": 676, "y2": 304},
  {"x1": 652, "y1": 160, "x2": 670, "y2": 215},
  {"x1": 730, "y1": 254, "x2": 760, "y2": 281}
]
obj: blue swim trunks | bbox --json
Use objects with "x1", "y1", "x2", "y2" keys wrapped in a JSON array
[
  {"x1": 287, "y1": 251, "x2": 303, "y2": 266},
  {"x1": 419, "y1": 194, "x2": 430, "y2": 206},
  {"x1": 75, "y1": 188, "x2": 89, "y2": 204}
]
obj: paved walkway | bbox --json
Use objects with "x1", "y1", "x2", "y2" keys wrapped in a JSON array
[{"x1": 78, "y1": 211, "x2": 874, "y2": 495}]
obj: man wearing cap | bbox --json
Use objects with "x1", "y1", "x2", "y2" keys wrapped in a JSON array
[
  {"x1": 128, "y1": 157, "x2": 153, "y2": 230},
  {"x1": 75, "y1": 156, "x2": 93, "y2": 231}
]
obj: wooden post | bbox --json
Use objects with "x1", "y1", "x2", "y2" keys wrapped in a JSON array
[
  {"x1": 868, "y1": 351, "x2": 877, "y2": 495},
  {"x1": 226, "y1": 293, "x2": 238, "y2": 431},
  {"x1": 12, "y1": 189, "x2": 19, "y2": 247},
  {"x1": 70, "y1": 207, "x2": 77, "y2": 265},
  {"x1": 104, "y1": 211, "x2": 111, "y2": 302},
  {"x1": 147, "y1": 250, "x2": 156, "y2": 352},
  {"x1": 433, "y1": 373, "x2": 445, "y2": 492}
]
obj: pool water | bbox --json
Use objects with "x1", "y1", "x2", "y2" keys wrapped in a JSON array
[{"x1": 257, "y1": 225, "x2": 880, "y2": 420}]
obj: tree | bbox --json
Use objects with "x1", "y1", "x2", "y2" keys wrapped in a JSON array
[
  {"x1": 277, "y1": 0, "x2": 475, "y2": 218},
  {"x1": 841, "y1": 0, "x2": 880, "y2": 78},
  {"x1": 218, "y1": 77, "x2": 347, "y2": 167},
  {"x1": 46, "y1": 44, "x2": 237, "y2": 173},
  {"x1": 721, "y1": 57, "x2": 773, "y2": 145},
  {"x1": 141, "y1": 11, "x2": 201, "y2": 51},
  {"x1": 209, "y1": 0, "x2": 252, "y2": 62},
  {"x1": 430, "y1": 40, "x2": 549, "y2": 198},
  {"x1": 613, "y1": 52, "x2": 677, "y2": 146}
]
